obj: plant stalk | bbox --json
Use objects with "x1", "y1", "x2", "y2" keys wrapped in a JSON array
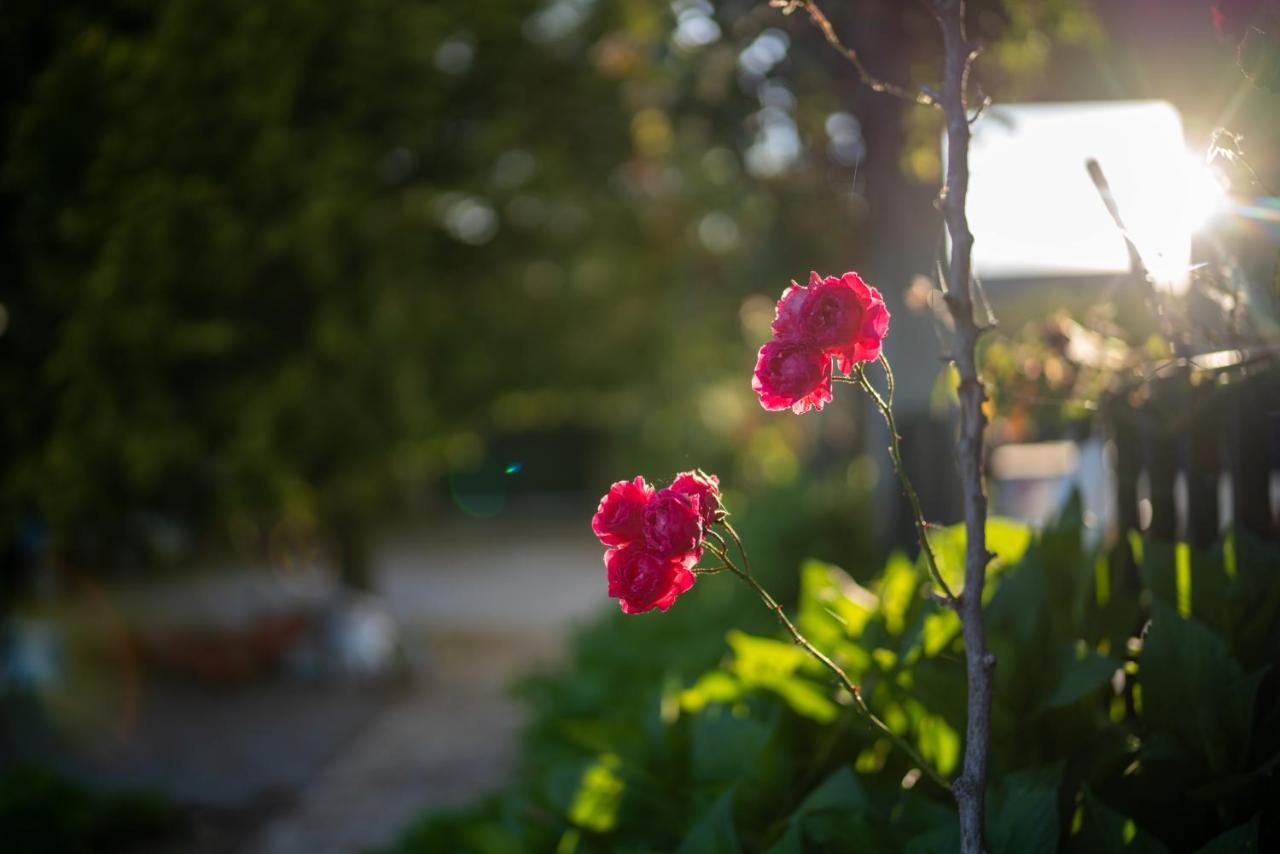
[
  {"x1": 713, "y1": 523, "x2": 950, "y2": 790},
  {"x1": 855, "y1": 360, "x2": 957, "y2": 606},
  {"x1": 931, "y1": 2, "x2": 993, "y2": 851}
]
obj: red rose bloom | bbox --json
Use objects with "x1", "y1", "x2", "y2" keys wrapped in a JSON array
[
  {"x1": 752, "y1": 339, "x2": 833, "y2": 414},
  {"x1": 773, "y1": 271, "x2": 890, "y2": 373},
  {"x1": 591, "y1": 476, "x2": 654, "y2": 547},
  {"x1": 671, "y1": 470, "x2": 721, "y2": 528},
  {"x1": 643, "y1": 488, "x2": 703, "y2": 564},
  {"x1": 772, "y1": 270, "x2": 860, "y2": 347},
  {"x1": 605, "y1": 545, "x2": 695, "y2": 614}
]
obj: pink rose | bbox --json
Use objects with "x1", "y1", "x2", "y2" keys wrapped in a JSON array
[
  {"x1": 752, "y1": 339, "x2": 833, "y2": 414},
  {"x1": 605, "y1": 545, "x2": 695, "y2": 614},
  {"x1": 643, "y1": 487, "x2": 703, "y2": 563},
  {"x1": 772, "y1": 271, "x2": 890, "y2": 373},
  {"x1": 671, "y1": 470, "x2": 721, "y2": 528},
  {"x1": 591, "y1": 476, "x2": 654, "y2": 547}
]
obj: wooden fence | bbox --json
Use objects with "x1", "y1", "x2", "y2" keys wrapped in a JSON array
[{"x1": 1105, "y1": 364, "x2": 1279, "y2": 546}]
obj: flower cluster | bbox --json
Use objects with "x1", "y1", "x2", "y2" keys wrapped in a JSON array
[
  {"x1": 752, "y1": 271, "x2": 890, "y2": 413},
  {"x1": 590, "y1": 471, "x2": 721, "y2": 614}
]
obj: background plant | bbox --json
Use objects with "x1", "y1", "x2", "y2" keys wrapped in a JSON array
[{"x1": 395, "y1": 503, "x2": 1280, "y2": 852}]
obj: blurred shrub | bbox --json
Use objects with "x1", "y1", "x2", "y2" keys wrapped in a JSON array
[
  {"x1": 0, "y1": 0, "x2": 1104, "y2": 584},
  {"x1": 391, "y1": 499, "x2": 1279, "y2": 851},
  {"x1": 0, "y1": 0, "x2": 870, "y2": 579},
  {"x1": 0, "y1": 764, "x2": 181, "y2": 854}
]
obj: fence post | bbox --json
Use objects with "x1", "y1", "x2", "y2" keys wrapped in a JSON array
[
  {"x1": 1184, "y1": 378, "x2": 1221, "y2": 548},
  {"x1": 1144, "y1": 379, "x2": 1178, "y2": 542},
  {"x1": 1229, "y1": 371, "x2": 1275, "y2": 539}
]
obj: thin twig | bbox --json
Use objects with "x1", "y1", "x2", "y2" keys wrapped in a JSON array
[
  {"x1": 712, "y1": 524, "x2": 950, "y2": 790},
  {"x1": 769, "y1": 0, "x2": 937, "y2": 106},
  {"x1": 856, "y1": 362, "x2": 958, "y2": 607}
]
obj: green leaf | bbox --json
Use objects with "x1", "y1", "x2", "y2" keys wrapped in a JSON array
[
  {"x1": 768, "y1": 678, "x2": 839, "y2": 724},
  {"x1": 987, "y1": 765, "x2": 1061, "y2": 854},
  {"x1": 916, "y1": 713, "x2": 961, "y2": 776},
  {"x1": 765, "y1": 824, "x2": 805, "y2": 854},
  {"x1": 1192, "y1": 815, "x2": 1260, "y2": 853},
  {"x1": 879, "y1": 552, "x2": 922, "y2": 636},
  {"x1": 567, "y1": 754, "x2": 625, "y2": 833},
  {"x1": 1222, "y1": 529, "x2": 1280, "y2": 668},
  {"x1": 726, "y1": 630, "x2": 839, "y2": 723},
  {"x1": 678, "y1": 791, "x2": 740, "y2": 854},
  {"x1": 1069, "y1": 788, "x2": 1171, "y2": 854},
  {"x1": 1140, "y1": 603, "x2": 1266, "y2": 774},
  {"x1": 927, "y1": 518, "x2": 1033, "y2": 598},
  {"x1": 1044, "y1": 645, "x2": 1120, "y2": 710},
  {"x1": 904, "y1": 823, "x2": 961, "y2": 854},
  {"x1": 727, "y1": 631, "x2": 807, "y2": 683},
  {"x1": 691, "y1": 709, "x2": 771, "y2": 784},
  {"x1": 766, "y1": 767, "x2": 877, "y2": 854},
  {"x1": 679, "y1": 671, "x2": 744, "y2": 714},
  {"x1": 792, "y1": 765, "x2": 869, "y2": 815},
  {"x1": 798, "y1": 558, "x2": 875, "y2": 644},
  {"x1": 922, "y1": 609, "x2": 961, "y2": 657}
]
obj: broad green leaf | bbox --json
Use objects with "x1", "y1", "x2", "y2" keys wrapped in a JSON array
[
  {"x1": 1192, "y1": 815, "x2": 1260, "y2": 853},
  {"x1": 1069, "y1": 788, "x2": 1171, "y2": 854},
  {"x1": 986, "y1": 518, "x2": 1035, "y2": 568},
  {"x1": 766, "y1": 766, "x2": 876, "y2": 854},
  {"x1": 765, "y1": 824, "x2": 805, "y2": 854},
  {"x1": 879, "y1": 552, "x2": 921, "y2": 636},
  {"x1": 727, "y1": 631, "x2": 806, "y2": 683},
  {"x1": 904, "y1": 823, "x2": 961, "y2": 854},
  {"x1": 567, "y1": 754, "x2": 624, "y2": 833},
  {"x1": 987, "y1": 764, "x2": 1061, "y2": 854},
  {"x1": 1140, "y1": 603, "x2": 1266, "y2": 774},
  {"x1": 921, "y1": 609, "x2": 961, "y2": 657},
  {"x1": 798, "y1": 558, "x2": 875, "y2": 644},
  {"x1": 916, "y1": 713, "x2": 961, "y2": 776},
  {"x1": 725, "y1": 630, "x2": 839, "y2": 722},
  {"x1": 679, "y1": 671, "x2": 743, "y2": 714},
  {"x1": 926, "y1": 517, "x2": 1033, "y2": 597},
  {"x1": 691, "y1": 710, "x2": 771, "y2": 784},
  {"x1": 1044, "y1": 644, "x2": 1121, "y2": 710},
  {"x1": 792, "y1": 765, "x2": 869, "y2": 815},
  {"x1": 678, "y1": 790, "x2": 740, "y2": 854},
  {"x1": 768, "y1": 678, "x2": 839, "y2": 724},
  {"x1": 1222, "y1": 529, "x2": 1280, "y2": 668}
]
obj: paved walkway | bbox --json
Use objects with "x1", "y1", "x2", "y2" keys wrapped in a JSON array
[
  {"x1": 243, "y1": 630, "x2": 563, "y2": 854},
  {"x1": 239, "y1": 523, "x2": 604, "y2": 853}
]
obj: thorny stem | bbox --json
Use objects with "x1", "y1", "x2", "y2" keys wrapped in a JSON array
[
  {"x1": 710, "y1": 522, "x2": 950, "y2": 790},
  {"x1": 854, "y1": 361, "x2": 958, "y2": 607},
  {"x1": 769, "y1": 0, "x2": 937, "y2": 106},
  {"x1": 878, "y1": 352, "x2": 895, "y2": 407}
]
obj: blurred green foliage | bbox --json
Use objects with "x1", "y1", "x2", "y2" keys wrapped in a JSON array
[
  {"x1": 393, "y1": 504, "x2": 1280, "y2": 851},
  {"x1": 0, "y1": 0, "x2": 1100, "y2": 580},
  {"x1": 0, "y1": 764, "x2": 181, "y2": 854}
]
